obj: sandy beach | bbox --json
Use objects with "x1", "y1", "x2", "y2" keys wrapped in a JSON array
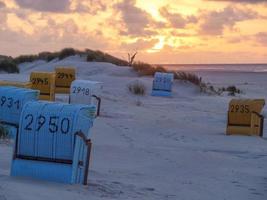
[{"x1": 0, "y1": 57, "x2": 266, "y2": 200}]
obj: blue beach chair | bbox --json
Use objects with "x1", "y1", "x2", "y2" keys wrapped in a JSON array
[
  {"x1": 151, "y1": 72, "x2": 174, "y2": 97},
  {"x1": 0, "y1": 86, "x2": 39, "y2": 138},
  {"x1": 11, "y1": 101, "x2": 96, "y2": 184}
]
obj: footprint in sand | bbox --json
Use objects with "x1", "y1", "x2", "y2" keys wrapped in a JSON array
[
  {"x1": 86, "y1": 180, "x2": 158, "y2": 199},
  {"x1": 250, "y1": 192, "x2": 263, "y2": 196}
]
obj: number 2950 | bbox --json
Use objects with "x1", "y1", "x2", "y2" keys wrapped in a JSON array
[{"x1": 24, "y1": 114, "x2": 71, "y2": 134}]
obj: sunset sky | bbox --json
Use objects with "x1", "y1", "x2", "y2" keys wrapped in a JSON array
[{"x1": 0, "y1": 0, "x2": 267, "y2": 64}]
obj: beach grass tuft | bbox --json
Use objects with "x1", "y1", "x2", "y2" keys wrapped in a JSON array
[
  {"x1": 132, "y1": 62, "x2": 167, "y2": 76},
  {"x1": 0, "y1": 59, "x2": 19, "y2": 73},
  {"x1": 58, "y1": 48, "x2": 76, "y2": 60},
  {"x1": 174, "y1": 71, "x2": 202, "y2": 86},
  {"x1": 128, "y1": 80, "x2": 146, "y2": 96}
]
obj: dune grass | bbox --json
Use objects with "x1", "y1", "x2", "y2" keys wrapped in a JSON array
[
  {"x1": 86, "y1": 49, "x2": 128, "y2": 66},
  {"x1": 0, "y1": 59, "x2": 19, "y2": 73},
  {"x1": 172, "y1": 71, "x2": 242, "y2": 95},
  {"x1": 174, "y1": 71, "x2": 202, "y2": 85},
  {"x1": 14, "y1": 48, "x2": 77, "y2": 63},
  {"x1": 132, "y1": 62, "x2": 167, "y2": 76},
  {"x1": 217, "y1": 85, "x2": 242, "y2": 96},
  {"x1": 173, "y1": 71, "x2": 215, "y2": 94},
  {"x1": 128, "y1": 81, "x2": 146, "y2": 96}
]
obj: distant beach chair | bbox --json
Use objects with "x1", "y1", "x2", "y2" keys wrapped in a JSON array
[
  {"x1": 151, "y1": 72, "x2": 174, "y2": 97},
  {"x1": 226, "y1": 99, "x2": 265, "y2": 136},
  {"x1": 11, "y1": 101, "x2": 96, "y2": 184},
  {"x1": 69, "y1": 80, "x2": 103, "y2": 116},
  {"x1": 30, "y1": 72, "x2": 55, "y2": 101},
  {"x1": 55, "y1": 67, "x2": 76, "y2": 94},
  {"x1": 0, "y1": 86, "x2": 39, "y2": 138}
]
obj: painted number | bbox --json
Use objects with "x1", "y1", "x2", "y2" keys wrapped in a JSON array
[
  {"x1": 0, "y1": 96, "x2": 6, "y2": 106},
  {"x1": 25, "y1": 114, "x2": 33, "y2": 131},
  {"x1": 36, "y1": 115, "x2": 46, "y2": 131},
  {"x1": 230, "y1": 104, "x2": 250, "y2": 113},
  {"x1": 61, "y1": 118, "x2": 70, "y2": 134},
  {"x1": 0, "y1": 96, "x2": 20, "y2": 109},
  {"x1": 24, "y1": 114, "x2": 71, "y2": 134},
  {"x1": 72, "y1": 86, "x2": 90, "y2": 95},
  {"x1": 49, "y1": 116, "x2": 59, "y2": 133},
  {"x1": 7, "y1": 98, "x2": 13, "y2": 108},
  {"x1": 31, "y1": 78, "x2": 49, "y2": 85}
]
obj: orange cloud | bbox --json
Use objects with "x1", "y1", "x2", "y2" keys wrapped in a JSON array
[
  {"x1": 0, "y1": 0, "x2": 266, "y2": 64},
  {"x1": 199, "y1": 6, "x2": 259, "y2": 35}
]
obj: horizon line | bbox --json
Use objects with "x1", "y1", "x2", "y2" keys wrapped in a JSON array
[{"x1": 155, "y1": 63, "x2": 267, "y2": 65}]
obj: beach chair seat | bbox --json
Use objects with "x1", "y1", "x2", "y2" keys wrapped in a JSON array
[
  {"x1": 30, "y1": 72, "x2": 55, "y2": 101},
  {"x1": 55, "y1": 67, "x2": 76, "y2": 94},
  {"x1": 226, "y1": 99, "x2": 265, "y2": 136},
  {"x1": 151, "y1": 72, "x2": 174, "y2": 97},
  {"x1": 11, "y1": 101, "x2": 96, "y2": 184},
  {"x1": 70, "y1": 80, "x2": 103, "y2": 116}
]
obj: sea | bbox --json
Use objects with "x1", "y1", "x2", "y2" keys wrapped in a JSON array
[{"x1": 160, "y1": 64, "x2": 267, "y2": 73}]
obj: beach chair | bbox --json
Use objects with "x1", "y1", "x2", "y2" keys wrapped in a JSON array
[
  {"x1": 11, "y1": 101, "x2": 96, "y2": 184},
  {"x1": 0, "y1": 86, "x2": 39, "y2": 138},
  {"x1": 69, "y1": 80, "x2": 103, "y2": 116},
  {"x1": 151, "y1": 72, "x2": 174, "y2": 97},
  {"x1": 30, "y1": 72, "x2": 55, "y2": 101},
  {"x1": 226, "y1": 99, "x2": 265, "y2": 136},
  {"x1": 55, "y1": 67, "x2": 76, "y2": 94}
]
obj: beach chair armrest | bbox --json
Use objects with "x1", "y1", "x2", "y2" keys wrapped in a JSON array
[
  {"x1": 251, "y1": 111, "x2": 264, "y2": 119},
  {"x1": 74, "y1": 131, "x2": 92, "y2": 185},
  {"x1": 92, "y1": 95, "x2": 101, "y2": 117}
]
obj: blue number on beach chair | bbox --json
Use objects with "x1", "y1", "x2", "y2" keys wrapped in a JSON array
[
  {"x1": 11, "y1": 101, "x2": 96, "y2": 184},
  {"x1": 0, "y1": 86, "x2": 39, "y2": 138},
  {"x1": 151, "y1": 72, "x2": 174, "y2": 97}
]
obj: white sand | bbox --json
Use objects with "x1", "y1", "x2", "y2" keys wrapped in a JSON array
[{"x1": 0, "y1": 57, "x2": 267, "y2": 200}]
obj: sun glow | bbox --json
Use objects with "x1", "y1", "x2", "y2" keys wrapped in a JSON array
[
  {"x1": 0, "y1": 0, "x2": 267, "y2": 63},
  {"x1": 147, "y1": 36, "x2": 165, "y2": 53},
  {"x1": 135, "y1": 0, "x2": 166, "y2": 21}
]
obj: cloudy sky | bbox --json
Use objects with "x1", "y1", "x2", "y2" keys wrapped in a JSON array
[{"x1": 0, "y1": 0, "x2": 267, "y2": 64}]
